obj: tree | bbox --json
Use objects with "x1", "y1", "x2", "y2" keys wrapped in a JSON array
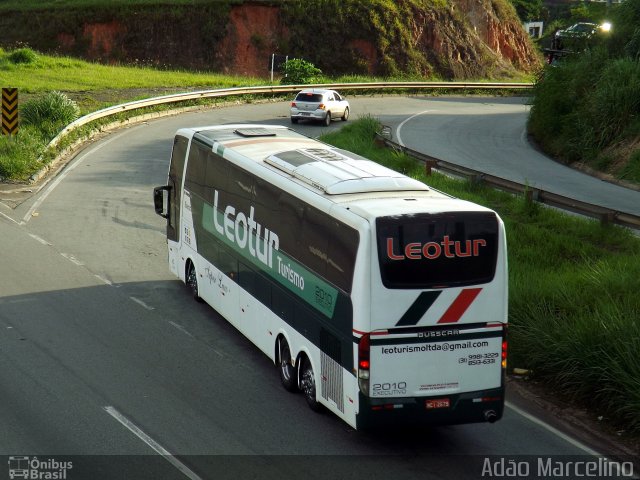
[
  {"x1": 510, "y1": 0, "x2": 544, "y2": 22},
  {"x1": 280, "y1": 59, "x2": 322, "y2": 85}
]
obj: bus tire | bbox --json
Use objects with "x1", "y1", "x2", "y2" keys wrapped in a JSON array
[
  {"x1": 277, "y1": 337, "x2": 297, "y2": 392},
  {"x1": 300, "y1": 356, "x2": 322, "y2": 412},
  {"x1": 186, "y1": 261, "x2": 203, "y2": 303}
]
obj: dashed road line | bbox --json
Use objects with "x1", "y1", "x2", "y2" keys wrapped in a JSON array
[
  {"x1": 60, "y1": 253, "x2": 84, "y2": 266},
  {"x1": 94, "y1": 274, "x2": 114, "y2": 286},
  {"x1": 130, "y1": 296, "x2": 155, "y2": 311},
  {"x1": 169, "y1": 321, "x2": 194, "y2": 338},
  {"x1": 28, "y1": 233, "x2": 52, "y2": 246},
  {"x1": 0, "y1": 210, "x2": 20, "y2": 225},
  {"x1": 103, "y1": 406, "x2": 202, "y2": 480}
]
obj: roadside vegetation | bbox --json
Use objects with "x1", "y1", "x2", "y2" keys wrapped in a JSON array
[
  {"x1": 0, "y1": 47, "x2": 271, "y2": 180},
  {"x1": 0, "y1": 48, "x2": 267, "y2": 111},
  {"x1": 0, "y1": 47, "x2": 532, "y2": 181},
  {"x1": 322, "y1": 117, "x2": 640, "y2": 437},
  {"x1": 0, "y1": 0, "x2": 219, "y2": 8},
  {"x1": 528, "y1": 0, "x2": 640, "y2": 184}
]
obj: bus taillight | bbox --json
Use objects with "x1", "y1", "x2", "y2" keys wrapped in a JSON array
[
  {"x1": 358, "y1": 334, "x2": 370, "y2": 396},
  {"x1": 501, "y1": 339, "x2": 508, "y2": 369}
]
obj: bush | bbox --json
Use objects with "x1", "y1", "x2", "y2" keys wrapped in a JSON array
[
  {"x1": 20, "y1": 91, "x2": 79, "y2": 137},
  {"x1": 621, "y1": 149, "x2": 640, "y2": 182},
  {"x1": 8, "y1": 47, "x2": 38, "y2": 64},
  {"x1": 280, "y1": 58, "x2": 323, "y2": 85},
  {"x1": 0, "y1": 125, "x2": 46, "y2": 180},
  {"x1": 529, "y1": 0, "x2": 640, "y2": 182}
]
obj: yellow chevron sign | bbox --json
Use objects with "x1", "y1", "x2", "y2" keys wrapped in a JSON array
[{"x1": 2, "y1": 88, "x2": 18, "y2": 136}]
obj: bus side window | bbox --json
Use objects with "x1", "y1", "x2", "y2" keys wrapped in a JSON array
[
  {"x1": 184, "y1": 142, "x2": 208, "y2": 199},
  {"x1": 204, "y1": 150, "x2": 228, "y2": 205},
  {"x1": 272, "y1": 285, "x2": 294, "y2": 324},
  {"x1": 326, "y1": 220, "x2": 359, "y2": 292},
  {"x1": 238, "y1": 261, "x2": 255, "y2": 294},
  {"x1": 300, "y1": 206, "x2": 329, "y2": 278},
  {"x1": 276, "y1": 192, "x2": 303, "y2": 261},
  {"x1": 218, "y1": 248, "x2": 238, "y2": 281},
  {"x1": 198, "y1": 234, "x2": 219, "y2": 266}
]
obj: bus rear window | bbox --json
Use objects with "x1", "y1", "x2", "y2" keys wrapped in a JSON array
[{"x1": 376, "y1": 212, "x2": 499, "y2": 289}]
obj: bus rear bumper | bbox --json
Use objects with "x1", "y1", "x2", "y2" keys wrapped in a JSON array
[{"x1": 356, "y1": 387, "x2": 505, "y2": 430}]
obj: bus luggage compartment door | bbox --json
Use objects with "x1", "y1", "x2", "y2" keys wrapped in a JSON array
[{"x1": 368, "y1": 324, "x2": 504, "y2": 398}]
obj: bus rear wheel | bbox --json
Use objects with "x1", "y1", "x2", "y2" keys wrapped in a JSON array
[
  {"x1": 300, "y1": 357, "x2": 322, "y2": 412},
  {"x1": 278, "y1": 338, "x2": 297, "y2": 392}
]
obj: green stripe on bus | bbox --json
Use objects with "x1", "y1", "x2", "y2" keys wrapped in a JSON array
[{"x1": 200, "y1": 201, "x2": 339, "y2": 318}]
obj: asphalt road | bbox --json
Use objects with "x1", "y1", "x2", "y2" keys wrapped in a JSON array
[
  {"x1": 387, "y1": 96, "x2": 640, "y2": 216},
  {"x1": 1, "y1": 97, "x2": 637, "y2": 480}
]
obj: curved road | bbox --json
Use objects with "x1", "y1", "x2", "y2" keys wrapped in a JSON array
[
  {"x1": 0, "y1": 97, "x2": 637, "y2": 479},
  {"x1": 381, "y1": 96, "x2": 640, "y2": 216}
]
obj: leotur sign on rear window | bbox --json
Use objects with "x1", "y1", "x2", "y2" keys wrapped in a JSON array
[{"x1": 376, "y1": 212, "x2": 498, "y2": 289}]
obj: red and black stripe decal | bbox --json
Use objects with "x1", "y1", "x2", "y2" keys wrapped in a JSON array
[
  {"x1": 395, "y1": 291, "x2": 442, "y2": 326},
  {"x1": 395, "y1": 288, "x2": 482, "y2": 326},
  {"x1": 437, "y1": 288, "x2": 482, "y2": 324}
]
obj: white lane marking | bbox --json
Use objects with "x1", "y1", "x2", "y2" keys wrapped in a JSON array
[
  {"x1": 130, "y1": 296, "x2": 155, "y2": 311},
  {"x1": 0, "y1": 210, "x2": 20, "y2": 225},
  {"x1": 520, "y1": 127, "x2": 529, "y2": 147},
  {"x1": 22, "y1": 131, "x2": 127, "y2": 224},
  {"x1": 505, "y1": 401, "x2": 602, "y2": 456},
  {"x1": 170, "y1": 323, "x2": 224, "y2": 357},
  {"x1": 104, "y1": 406, "x2": 203, "y2": 480},
  {"x1": 169, "y1": 321, "x2": 194, "y2": 338},
  {"x1": 28, "y1": 233, "x2": 52, "y2": 246},
  {"x1": 395, "y1": 110, "x2": 434, "y2": 147},
  {"x1": 94, "y1": 274, "x2": 114, "y2": 286},
  {"x1": 60, "y1": 253, "x2": 84, "y2": 266}
]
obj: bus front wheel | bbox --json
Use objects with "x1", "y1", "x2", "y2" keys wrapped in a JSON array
[
  {"x1": 300, "y1": 356, "x2": 322, "y2": 412},
  {"x1": 186, "y1": 261, "x2": 203, "y2": 302}
]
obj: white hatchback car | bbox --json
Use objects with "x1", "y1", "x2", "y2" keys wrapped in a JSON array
[{"x1": 290, "y1": 89, "x2": 350, "y2": 126}]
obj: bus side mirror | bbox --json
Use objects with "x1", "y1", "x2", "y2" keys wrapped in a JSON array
[{"x1": 154, "y1": 186, "x2": 170, "y2": 219}]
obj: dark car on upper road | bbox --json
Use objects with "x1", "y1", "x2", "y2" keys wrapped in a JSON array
[{"x1": 553, "y1": 22, "x2": 599, "y2": 50}]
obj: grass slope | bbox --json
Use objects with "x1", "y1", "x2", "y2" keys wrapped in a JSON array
[
  {"x1": 0, "y1": 50, "x2": 266, "y2": 112},
  {"x1": 0, "y1": 48, "x2": 270, "y2": 180}
]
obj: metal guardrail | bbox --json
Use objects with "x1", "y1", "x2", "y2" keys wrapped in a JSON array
[
  {"x1": 47, "y1": 81, "x2": 534, "y2": 149},
  {"x1": 376, "y1": 131, "x2": 640, "y2": 230},
  {"x1": 42, "y1": 80, "x2": 639, "y2": 229}
]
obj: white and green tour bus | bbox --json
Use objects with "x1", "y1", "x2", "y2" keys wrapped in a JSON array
[{"x1": 154, "y1": 124, "x2": 508, "y2": 429}]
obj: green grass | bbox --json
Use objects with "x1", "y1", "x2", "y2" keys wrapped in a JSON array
[
  {"x1": 0, "y1": 49, "x2": 268, "y2": 111},
  {"x1": 0, "y1": 48, "x2": 274, "y2": 179},
  {"x1": 321, "y1": 117, "x2": 640, "y2": 435}
]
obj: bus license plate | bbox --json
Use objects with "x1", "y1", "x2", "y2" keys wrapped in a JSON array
[{"x1": 425, "y1": 398, "x2": 450, "y2": 410}]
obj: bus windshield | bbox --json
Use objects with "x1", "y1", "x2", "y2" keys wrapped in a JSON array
[{"x1": 376, "y1": 212, "x2": 499, "y2": 289}]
